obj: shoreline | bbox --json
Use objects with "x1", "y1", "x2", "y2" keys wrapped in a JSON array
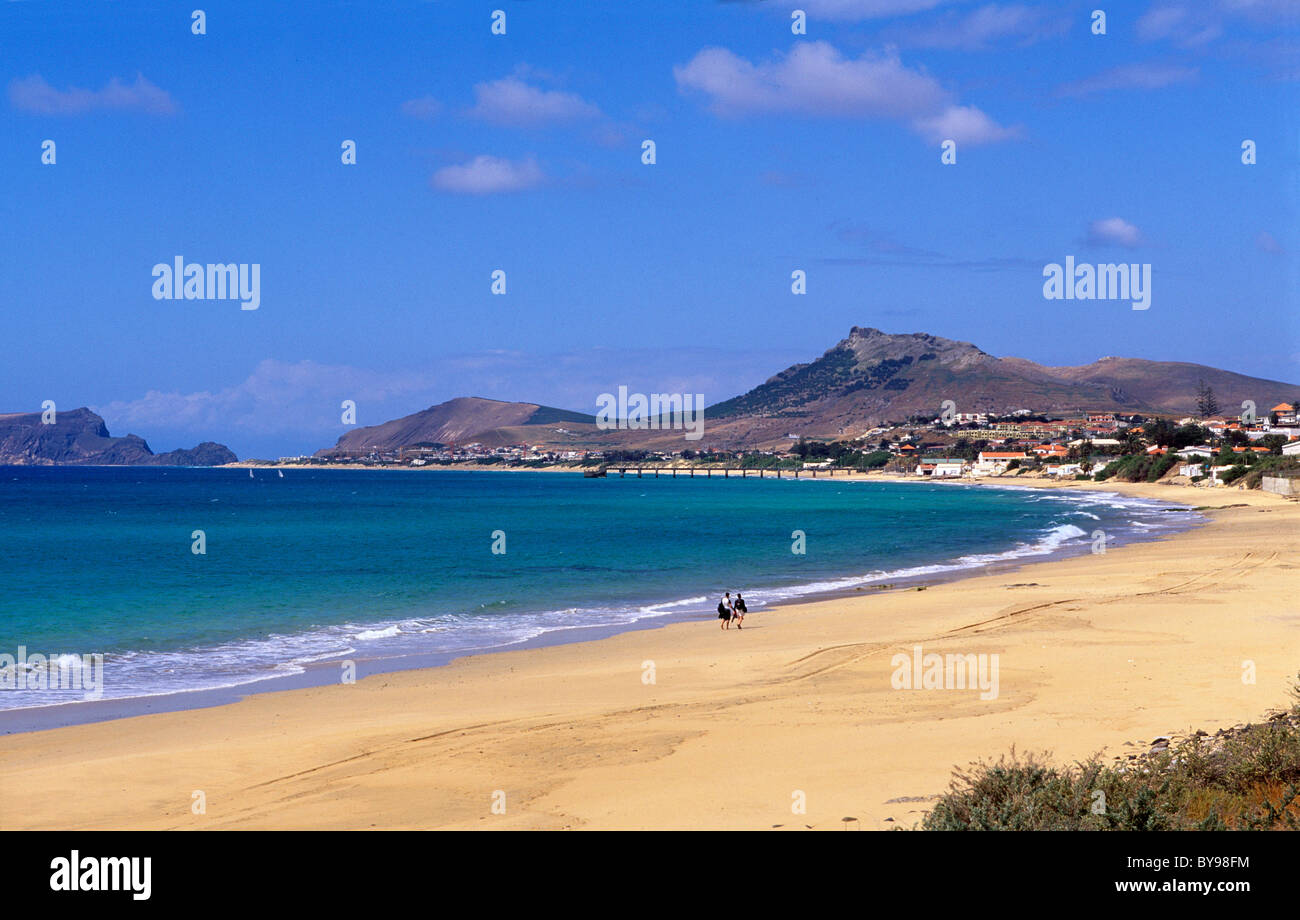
[
  {"x1": 1, "y1": 478, "x2": 1293, "y2": 830},
  {"x1": 0, "y1": 476, "x2": 1202, "y2": 735}
]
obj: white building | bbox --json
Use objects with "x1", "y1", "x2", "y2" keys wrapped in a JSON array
[
  {"x1": 1068, "y1": 438, "x2": 1122, "y2": 448},
  {"x1": 1209, "y1": 464, "x2": 1239, "y2": 484},
  {"x1": 975, "y1": 451, "x2": 1029, "y2": 475},
  {"x1": 917, "y1": 458, "x2": 965, "y2": 478},
  {"x1": 1044, "y1": 463, "x2": 1083, "y2": 477}
]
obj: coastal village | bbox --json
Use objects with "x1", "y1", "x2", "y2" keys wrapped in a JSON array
[{"x1": 279, "y1": 402, "x2": 1300, "y2": 494}]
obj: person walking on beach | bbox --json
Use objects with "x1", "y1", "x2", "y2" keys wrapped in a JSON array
[
  {"x1": 717, "y1": 592, "x2": 733, "y2": 630},
  {"x1": 732, "y1": 593, "x2": 748, "y2": 629}
]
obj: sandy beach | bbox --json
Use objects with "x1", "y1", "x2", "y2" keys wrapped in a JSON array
[{"x1": 2, "y1": 477, "x2": 1296, "y2": 831}]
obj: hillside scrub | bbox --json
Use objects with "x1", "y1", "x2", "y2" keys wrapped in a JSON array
[{"x1": 1094, "y1": 452, "x2": 1179, "y2": 483}]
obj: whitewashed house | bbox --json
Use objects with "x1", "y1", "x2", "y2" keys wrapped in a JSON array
[
  {"x1": 918, "y1": 458, "x2": 965, "y2": 478},
  {"x1": 975, "y1": 451, "x2": 1029, "y2": 475}
]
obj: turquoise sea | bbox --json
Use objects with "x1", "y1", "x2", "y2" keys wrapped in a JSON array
[{"x1": 0, "y1": 467, "x2": 1198, "y2": 711}]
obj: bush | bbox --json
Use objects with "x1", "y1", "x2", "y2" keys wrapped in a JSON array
[
  {"x1": 1236, "y1": 455, "x2": 1300, "y2": 489},
  {"x1": 1219, "y1": 464, "x2": 1250, "y2": 484},
  {"x1": 1094, "y1": 452, "x2": 1178, "y2": 483},
  {"x1": 921, "y1": 675, "x2": 1300, "y2": 831}
]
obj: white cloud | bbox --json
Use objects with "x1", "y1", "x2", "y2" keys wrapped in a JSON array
[
  {"x1": 912, "y1": 104, "x2": 1020, "y2": 144},
  {"x1": 95, "y1": 349, "x2": 807, "y2": 456},
  {"x1": 8, "y1": 73, "x2": 178, "y2": 115},
  {"x1": 1139, "y1": 1, "x2": 1298, "y2": 47},
  {"x1": 675, "y1": 43, "x2": 944, "y2": 117},
  {"x1": 400, "y1": 95, "x2": 442, "y2": 121},
  {"x1": 1057, "y1": 63, "x2": 1198, "y2": 97},
  {"x1": 430, "y1": 154, "x2": 544, "y2": 194},
  {"x1": 1085, "y1": 217, "x2": 1144, "y2": 248},
  {"x1": 795, "y1": 0, "x2": 957, "y2": 20},
  {"x1": 674, "y1": 41, "x2": 1017, "y2": 145},
  {"x1": 95, "y1": 359, "x2": 430, "y2": 437},
  {"x1": 467, "y1": 76, "x2": 601, "y2": 127},
  {"x1": 895, "y1": 3, "x2": 1070, "y2": 50}
]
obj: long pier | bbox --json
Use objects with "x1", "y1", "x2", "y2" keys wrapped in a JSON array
[{"x1": 603, "y1": 465, "x2": 851, "y2": 479}]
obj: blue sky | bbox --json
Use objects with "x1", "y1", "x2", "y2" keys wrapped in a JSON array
[{"x1": 2, "y1": 0, "x2": 1297, "y2": 457}]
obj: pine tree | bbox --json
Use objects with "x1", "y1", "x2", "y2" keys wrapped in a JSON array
[{"x1": 1195, "y1": 379, "x2": 1219, "y2": 418}]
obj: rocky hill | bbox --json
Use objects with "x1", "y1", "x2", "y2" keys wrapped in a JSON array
[
  {"x1": 316, "y1": 397, "x2": 595, "y2": 456},
  {"x1": 309, "y1": 328, "x2": 1300, "y2": 452},
  {"x1": 0, "y1": 408, "x2": 237, "y2": 466}
]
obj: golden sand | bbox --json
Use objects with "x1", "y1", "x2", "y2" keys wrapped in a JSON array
[{"x1": 2, "y1": 478, "x2": 1295, "y2": 830}]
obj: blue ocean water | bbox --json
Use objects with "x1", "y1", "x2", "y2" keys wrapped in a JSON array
[{"x1": 0, "y1": 467, "x2": 1197, "y2": 709}]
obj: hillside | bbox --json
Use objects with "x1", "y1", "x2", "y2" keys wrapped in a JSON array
[
  {"x1": 317, "y1": 397, "x2": 596, "y2": 456},
  {"x1": 309, "y1": 328, "x2": 1300, "y2": 453},
  {"x1": 699, "y1": 327, "x2": 1298, "y2": 445},
  {"x1": 0, "y1": 408, "x2": 237, "y2": 466}
]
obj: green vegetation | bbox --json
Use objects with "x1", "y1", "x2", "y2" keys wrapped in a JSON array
[
  {"x1": 944, "y1": 438, "x2": 991, "y2": 462},
  {"x1": 1195, "y1": 379, "x2": 1220, "y2": 419},
  {"x1": 1259, "y1": 434, "x2": 1289, "y2": 454},
  {"x1": 921, "y1": 676, "x2": 1300, "y2": 831},
  {"x1": 738, "y1": 454, "x2": 795, "y2": 470},
  {"x1": 1094, "y1": 452, "x2": 1179, "y2": 482},
  {"x1": 708, "y1": 347, "x2": 856, "y2": 417},
  {"x1": 524, "y1": 405, "x2": 598, "y2": 425},
  {"x1": 1219, "y1": 464, "x2": 1251, "y2": 484},
  {"x1": 789, "y1": 438, "x2": 892, "y2": 469},
  {"x1": 1137, "y1": 419, "x2": 1210, "y2": 451},
  {"x1": 840, "y1": 449, "x2": 892, "y2": 470},
  {"x1": 599, "y1": 449, "x2": 653, "y2": 463},
  {"x1": 1236, "y1": 455, "x2": 1300, "y2": 488},
  {"x1": 708, "y1": 347, "x2": 915, "y2": 417}
]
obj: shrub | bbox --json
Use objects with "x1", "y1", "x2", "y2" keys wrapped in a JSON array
[
  {"x1": 920, "y1": 675, "x2": 1300, "y2": 831},
  {"x1": 1219, "y1": 464, "x2": 1250, "y2": 484}
]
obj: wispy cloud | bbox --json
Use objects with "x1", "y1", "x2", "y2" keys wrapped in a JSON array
[
  {"x1": 95, "y1": 349, "x2": 806, "y2": 455},
  {"x1": 1137, "y1": 3, "x2": 1299, "y2": 80},
  {"x1": 430, "y1": 154, "x2": 544, "y2": 194},
  {"x1": 400, "y1": 95, "x2": 442, "y2": 121},
  {"x1": 8, "y1": 73, "x2": 178, "y2": 115},
  {"x1": 674, "y1": 41, "x2": 1019, "y2": 145},
  {"x1": 823, "y1": 222, "x2": 1040, "y2": 270},
  {"x1": 820, "y1": 254, "x2": 1044, "y2": 271},
  {"x1": 1057, "y1": 62, "x2": 1198, "y2": 97},
  {"x1": 1256, "y1": 231, "x2": 1284, "y2": 254},
  {"x1": 831, "y1": 222, "x2": 946, "y2": 259},
  {"x1": 890, "y1": 3, "x2": 1070, "y2": 50},
  {"x1": 1084, "y1": 217, "x2": 1144, "y2": 248},
  {"x1": 1139, "y1": 1, "x2": 1299, "y2": 47},
  {"x1": 467, "y1": 76, "x2": 601, "y2": 127},
  {"x1": 780, "y1": 0, "x2": 959, "y2": 21},
  {"x1": 1137, "y1": 4, "x2": 1223, "y2": 47}
]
